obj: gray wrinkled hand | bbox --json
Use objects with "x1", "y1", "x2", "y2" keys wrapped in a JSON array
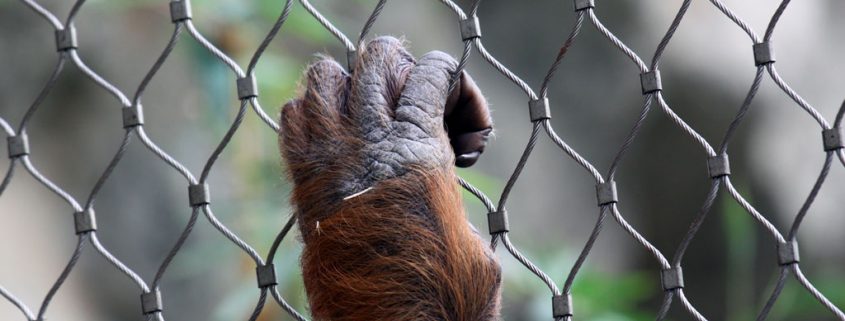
[{"x1": 280, "y1": 36, "x2": 491, "y2": 200}]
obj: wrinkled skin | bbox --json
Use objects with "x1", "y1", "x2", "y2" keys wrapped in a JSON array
[{"x1": 280, "y1": 36, "x2": 500, "y2": 321}]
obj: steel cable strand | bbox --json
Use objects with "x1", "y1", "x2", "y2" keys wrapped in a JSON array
[
  {"x1": 457, "y1": 176, "x2": 495, "y2": 212},
  {"x1": 582, "y1": 8, "x2": 694, "y2": 275},
  {"x1": 89, "y1": 233, "x2": 151, "y2": 292},
  {"x1": 356, "y1": 0, "x2": 387, "y2": 47},
  {"x1": 542, "y1": 3, "x2": 690, "y2": 318},
  {"x1": 655, "y1": 291, "x2": 676, "y2": 321},
  {"x1": 18, "y1": 0, "x2": 63, "y2": 29},
  {"x1": 0, "y1": 162, "x2": 16, "y2": 197},
  {"x1": 756, "y1": 153, "x2": 839, "y2": 320},
  {"x1": 541, "y1": 120, "x2": 603, "y2": 183},
  {"x1": 0, "y1": 284, "x2": 35, "y2": 320},
  {"x1": 199, "y1": 208, "x2": 266, "y2": 271},
  {"x1": 434, "y1": 0, "x2": 516, "y2": 256},
  {"x1": 676, "y1": 288, "x2": 707, "y2": 321},
  {"x1": 706, "y1": 0, "x2": 761, "y2": 43},
  {"x1": 539, "y1": 51, "x2": 655, "y2": 319},
  {"x1": 586, "y1": 10, "x2": 648, "y2": 73},
  {"x1": 501, "y1": 233, "x2": 560, "y2": 295},
  {"x1": 54, "y1": 11, "x2": 168, "y2": 310},
  {"x1": 717, "y1": 67, "x2": 765, "y2": 153},
  {"x1": 698, "y1": 3, "x2": 842, "y2": 317},
  {"x1": 437, "y1": 0, "x2": 482, "y2": 209},
  {"x1": 561, "y1": 206, "x2": 609, "y2": 294},
  {"x1": 145, "y1": 205, "x2": 198, "y2": 321},
  {"x1": 490, "y1": 122, "x2": 542, "y2": 247},
  {"x1": 196, "y1": 101, "x2": 264, "y2": 265},
  {"x1": 196, "y1": 97, "x2": 301, "y2": 317},
  {"x1": 541, "y1": 41, "x2": 650, "y2": 304},
  {"x1": 57, "y1": 0, "x2": 165, "y2": 307},
  {"x1": 266, "y1": 215, "x2": 296, "y2": 263},
  {"x1": 654, "y1": 93, "x2": 717, "y2": 156},
  {"x1": 708, "y1": 0, "x2": 831, "y2": 130},
  {"x1": 644, "y1": 2, "x2": 717, "y2": 318},
  {"x1": 264, "y1": 216, "x2": 308, "y2": 321},
  {"x1": 16, "y1": 55, "x2": 67, "y2": 135},
  {"x1": 444, "y1": 0, "x2": 480, "y2": 93},
  {"x1": 437, "y1": 0, "x2": 467, "y2": 20},
  {"x1": 538, "y1": 11, "x2": 585, "y2": 99},
  {"x1": 64, "y1": 42, "x2": 178, "y2": 321},
  {"x1": 271, "y1": 286, "x2": 308, "y2": 321},
  {"x1": 838, "y1": 149, "x2": 845, "y2": 168},
  {"x1": 447, "y1": 35, "x2": 473, "y2": 95},
  {"x1": 127, "y1": 11, "x2": 189, "y2": 188},
  {"x1": 1, "y1": 54, "x2": 66, "y2": 195},
  {"x1": 608, "y1": 201, "x2": 685, "y2": 318},
  {"x1": 20, "y1": 156, "x2": 83, "y2": 211},
  {"x1": 68, "y1": 50, "x2": 132, "y2": 107},
  {"x1": 472, "y1": 10, "x2": 601, "y2": 296},
  {"x1": 662, "y1": 64, "x2": 765, "y2": 321},
  {"x1": 131, "y1": 25, "x2": 184, "y2": 108},
  {"x1": 298, "y1": 0, "x2": 355, "y2": 51},
  {"x1": 758, "y1": 4, "x2": 838, "y2": 313},
  {"x1": 456, "y1": 175, "x2": 500, "y2": 249},
  {"x1": 757, "y1": 268, "x2": 790, "y2": 321},
  {"x1": 81, "y1": 131, "x2": 132, "y2": 210},
  {"x1": 246, "y1": 0, "x2": 294, "y2": 132},
  {"x1": 177, "y1": 2, "x2": 307, "y2": 316},
  {"x1": 74, "y1": 16, "x2": 182, "y2": 239},
  {"x1": 3, "y1": 3, "x2": 145, "y2": 319},
  {"x1": 184, "y1": 20, "x2": 246, "y2": 78},
  {"x1": 246, "y1": 0, "x2": 295, "y2": 75},
  {"x1": 609, "y1": 204, "x2": 671, "y2": 269},
  {"x1": 765, "y1": 64, "x2": 831, "y2": 129},
  {"x1": 667, "y1": 179, "x2": 721, "y2": 268},
  {"x1": 152, "y1": 208, "x2": 201, "y2": 288},
  {"x1": 721, "y1": 177, "x2": 786, "y2": 244},
  {"x1": 0, "y1": 117, "x2": 13, "y2": 135},
  {"x1": 64, "y1": 0, "x2": 87, "y2": 26},
  {"x1": 125, "y1": 23, "x2": 190, "y2": 185},
  {"x1": 135, "y1": 128, "x2": 198, "y2": 184},
  {"x1": 35, "y1": 235, "x2": 88, "y2": 320},
  {"x1": 248, "y1": 98, "x2": 281, "y2": 132},
  {"x1": 792, "y1": 264, "x2": 845, "y2": 320},
  {"x1": 473, "y1": 39, "x2": 537, "y2": 99},
  {"x1": 607, "y1": 96, "x2": 654, "y2": 179},
  {"x1": 434, "y1": 7, "x2": 559, "y2": 288},
  {"x1": 763, "y1": 0, "x2": 792, "y2": 41},
  {"x1": 787, "y1": 154, "x2": 834, "y2": 239},
  {"x1": 247, "y1": 288, "x2": 269, "y2": 321},
  {"x1": 467, "y1": 0, "x2": 481, "y2": 17},
  {"x1": 836, "y1": 102, "x2": 845, "y2": 168},
  {"x1": 650, "y1": 0, "x2": 692, "y2": 70}
]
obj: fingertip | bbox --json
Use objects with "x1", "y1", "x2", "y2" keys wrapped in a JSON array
[
  {"x1": 455, "y1": 151, "x2": 481, "y2": 168},
  {"x1": 450, "y1": 129, "x2": 492, "y2": 168},
  {"x1": 305, "y1": 59, "x2": 348, "y2": 90}
]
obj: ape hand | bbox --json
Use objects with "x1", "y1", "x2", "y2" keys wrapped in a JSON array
[{"x1": 280, "y1": 36, "x2": 491, "y2": 226}]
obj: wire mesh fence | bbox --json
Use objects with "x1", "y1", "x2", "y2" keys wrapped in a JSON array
[{"x1": 1, "y1": 0, "x2": 844, "y2": 321}]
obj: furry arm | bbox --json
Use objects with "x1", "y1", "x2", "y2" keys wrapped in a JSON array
[{"x1": 280, "y1": 36, "x2": 501, "y2": 321}]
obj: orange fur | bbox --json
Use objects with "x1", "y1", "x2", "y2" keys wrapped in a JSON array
[{"x1": 292, "y1": 165, "x2": 501, "y2": 321}]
